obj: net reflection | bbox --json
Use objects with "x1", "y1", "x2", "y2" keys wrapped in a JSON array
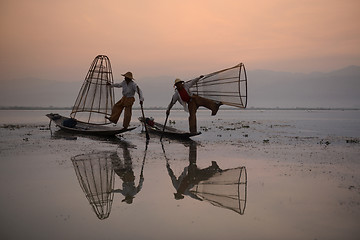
[
  {"x1": 190, "y1": 166, "x2": 247, "y2": 215},
  {"x1": 164, "y1": 141, "x2": 247, "y2": 215},
  {"x1": 71, "y1": 141, "x2": 147, "y2": 219},
  {"x1": 71, "y1": 151, "x2": 115, "y2": 220}
]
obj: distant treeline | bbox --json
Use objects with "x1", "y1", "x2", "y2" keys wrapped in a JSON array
[{"x1": 0, "y1": 106, "x2": 359, "y2": 111}]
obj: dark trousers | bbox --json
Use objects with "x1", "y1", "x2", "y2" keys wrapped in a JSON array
[{"x1": 188, "y1": 95, "x2": 218, "y2": 133}]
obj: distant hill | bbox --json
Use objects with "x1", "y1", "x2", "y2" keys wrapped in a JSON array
[
  {"x1": 1, "y1": 66, "x2": 359, "y2": 108},
  {"x1": 0, "y1": 77, "x2": 80, "y2": 108},
  {"x1": 248, "y1": 65, "x2": 360, "y2": 108}
]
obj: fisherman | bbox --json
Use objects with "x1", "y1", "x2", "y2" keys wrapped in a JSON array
[
  {"x1": 166, "y1": 76, "x2": 222, "y2": 133},
  {"x1": 106, "y1": 72, "x2": 144, "y2": 129}
]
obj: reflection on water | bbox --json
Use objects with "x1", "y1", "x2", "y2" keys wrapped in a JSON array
[
  {"x1": 71, "y1": 141, "x2": 147, "y2": 220},
  {"x1": 51, "y1": 128, "x2": 123, "y2": 142},
  {"x1": 190, "y1": 166, "x2": 247, "y2": 215},
  {"x1": 164, "y1": 141, "x2": 247, "y2": 215},
  {"x1": 71, "y1": 140, "x2": 247, "y2": 220},
  {"x1": 112, "y1": 142, "x2": 147, "y2": 204},
  {"x1": 71, "y1": 151, "x2": 115, "y2": 220}
]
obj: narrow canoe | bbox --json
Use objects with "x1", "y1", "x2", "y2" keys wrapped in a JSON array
[
  {"x1": 139, "y1": 117, "x2": 201, "y2": 139},
  {"x1": 46, "y1": 113, "x2": 136, "y2": 136}
]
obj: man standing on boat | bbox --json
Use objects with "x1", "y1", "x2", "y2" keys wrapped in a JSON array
[
  {"x1": 166, "y1": 76, "x2": 222, "y2": 133},
  {"x1": 106, "y1": 72, "x2": 144, "y2": 129}
]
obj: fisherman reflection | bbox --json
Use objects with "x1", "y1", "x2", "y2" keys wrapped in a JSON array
[
  {"x1": 166, "y1": 141, "x2": 222, "y2": 200},
  {"x1": 111, "y1": 142, "x2": 145, "y2": 204}
]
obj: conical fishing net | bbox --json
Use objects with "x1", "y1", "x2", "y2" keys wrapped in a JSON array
[
  {"x1": 71, "y1": 151, "x2": 116, "y2": 220},
  {"x1": 189, "y1": 63, "x2": 247, "y2": 108},
  {"x1": 189, "y1": 166, "x2": 247, "y2": 215},
  {"x1": 71, "y1": 55, "x2": 115, "y2": 124}
]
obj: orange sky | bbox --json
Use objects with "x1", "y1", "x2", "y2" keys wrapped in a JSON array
[{"x1": 1, "y1": 0, "x2": 360, "y2": 82}]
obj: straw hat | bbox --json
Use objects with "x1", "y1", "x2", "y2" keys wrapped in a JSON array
[
  {"x1": 174, "y1": 78, "x2": 184, "y2": 86},
  {"x1": 122, "y1": 72, "x2": 134, "y2": 80}
]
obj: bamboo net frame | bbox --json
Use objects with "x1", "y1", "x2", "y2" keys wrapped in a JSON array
[
  {"x1": 71, "y1": 55, "x2": 115, "y2": 124},
  {"x1": 71, "y1": 151, "x2": 115, "y2": 220},
  {"x1": 190, "y1": 166, "x2": 247, "y2": 215},
  {"x1": 189, "y1": 63, "x2": 248, "y2": 108}
]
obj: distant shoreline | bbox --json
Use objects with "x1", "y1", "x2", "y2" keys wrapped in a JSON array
[{"x1": 0, "y1": 106, "x2": 359, "y2": 111}]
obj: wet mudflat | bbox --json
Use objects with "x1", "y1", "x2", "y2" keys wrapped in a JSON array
[{"x1": 0, "y1": 109, "x2": 359, "y2": 240}]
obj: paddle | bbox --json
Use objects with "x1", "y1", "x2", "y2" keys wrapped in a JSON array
[
  {"x1": 137, "y1": 86, "x2": 150, "y2": 140},
  {"x1": 140, "y1": 101, "x2": 150, "y2": 140},
  {"x1": 160, "y1": 111, "x2": 169, "y2": 141}
]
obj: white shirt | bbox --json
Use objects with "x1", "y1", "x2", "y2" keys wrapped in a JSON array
[
  {"x1": 112, "y1": 80, "x2": 144, "y2": 102},
  {"x1": 167, "y1": 76, "x2": 201, "y2": 112}
]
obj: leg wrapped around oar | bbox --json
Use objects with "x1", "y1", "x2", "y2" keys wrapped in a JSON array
[
  {"x1": 188, "y1": 100, "x2": 198, "y2": 133},
  {"x1": 191, "y1": 95, "x2": 221, "y2": 115}
]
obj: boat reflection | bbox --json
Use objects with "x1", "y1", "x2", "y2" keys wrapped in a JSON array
[
  {"x1": 164, "y1": 141, "x2": 247, "y2": 215},
  {"x1": 71, "y1": 141, "x2": 147, "y2": 219},
  {"x1": 50, "y1": 127, "x2": 126, "y2": 143}
]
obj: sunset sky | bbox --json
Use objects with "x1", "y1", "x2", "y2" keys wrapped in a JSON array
[{"x1": 1, "y1": 0, "x2": 359, "y2": 107}]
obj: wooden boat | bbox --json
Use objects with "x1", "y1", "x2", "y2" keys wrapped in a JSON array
[
  {"x1": 46, "y1": 55, "x2": 137, "y2": 137},
  {"x1": 139, "y1": 117, "x2": 201, "y2": 139},
  {"x1": 47, "y1": 113, "x2": 136, "y2": 136}
]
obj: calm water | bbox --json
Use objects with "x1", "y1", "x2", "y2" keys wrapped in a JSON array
[
  {"x1": 0, "y1": 109, "x2": 359, "y2": 239},
  {"x1": 1, "y1": 109, "x2": 360, "y2": 137}
]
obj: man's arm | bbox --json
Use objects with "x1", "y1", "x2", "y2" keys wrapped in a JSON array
[
  {"x1": 185, "y1": 75, "x2": 204, "y2": 88},
  {"x1": 166, "y1": 93, "x2": 178, "y2": 115},
  {"x1": 136, "y1": 85, "x2": 144, "y2": 104},
  {"x1": 109, "y1": 81, "x2": 123, "y2": 88}
]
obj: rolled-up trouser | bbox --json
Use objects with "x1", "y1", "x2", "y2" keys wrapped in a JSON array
[
  {"x1": 188, "y1": 95, "x2": 218, "y2": 133},
  {"x1": 109, "y1": 96, "x2": 135, "y2": 128}
]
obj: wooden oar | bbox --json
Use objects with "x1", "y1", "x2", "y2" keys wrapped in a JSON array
[
  {"x1": 160, "y1": 112, "x2": 169, "y2": 141},
  {"x1": 137, "y1": 86, "x2": 149, "y2": 140},
  {"x1": 140, "y1": 102, "x2": 150, "y2": 140}
]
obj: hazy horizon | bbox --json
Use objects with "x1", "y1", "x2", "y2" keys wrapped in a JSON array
[
  {"x1": 1, "y1": 1, "x2": 359, "y2": 108},
  {"x1": 1, "y1": 65, "x2": 359, "y2": 109}
]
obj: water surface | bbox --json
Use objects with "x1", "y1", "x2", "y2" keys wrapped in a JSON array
[{"x1": 0, "y1": 109, "x2": 359, "y2": 239}]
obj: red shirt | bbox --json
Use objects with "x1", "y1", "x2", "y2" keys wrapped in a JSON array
[{"x1": 178, "y1": 88, "x2": 191, "y2": 103}]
